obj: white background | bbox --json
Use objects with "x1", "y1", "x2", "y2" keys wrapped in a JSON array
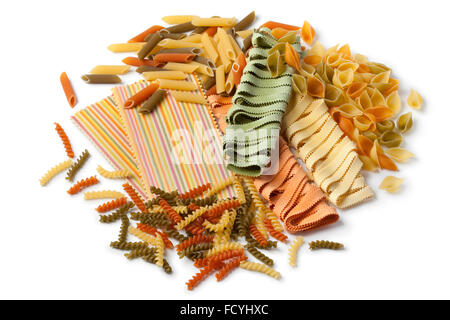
[{"x1": 1, "y1": 0, "x2": 449, "y2": 300}]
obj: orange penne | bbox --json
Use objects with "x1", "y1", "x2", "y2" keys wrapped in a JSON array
[
  {"x1": 261, "y1": 21, "x2": 300, "y2": 31},
  {"x1": 60, "y1": 72, "x2": 77, "y2": 108},
  {"x1": 153, "y1": 53, "x2": 196, "y2": 63},
  {"x1": 122, "y1": 57, "x2": 165, "y2": 67},
  {"x1": 232, "y1": 52, "x2": 247, "y2": 86},
  {"x1": 124, "y1": 83, "x2": 159, "y2": 109},
  {"x1": 301, "y1": 21, "x2": 315, "y2": 45},
  {"x1": 285, "y1": 43, "x2": 301, "y2": 72},
  {"x1": 128, "y1": 25, "x2": 164, "y2": 43},
  {"x1": 204, "y1": 27, "x2": 218, "y2": 36}
]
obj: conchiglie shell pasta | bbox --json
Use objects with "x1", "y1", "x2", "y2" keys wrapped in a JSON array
[
  {"x1": 379, "y1": 176, "x2": 404, "y2": 193},
  {"x1": 407, "y1": 89, "x2": 423, "y2": 110},
  {"x1": 385, "y1": 148, "x2": 414, "y2": 163},
  {"x1": 397, "y1": 112, "x2": 413, "y2": 133}
]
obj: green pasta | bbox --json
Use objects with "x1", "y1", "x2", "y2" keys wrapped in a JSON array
[
  {"x1": 149, "y1": 186, "x2": 179, "y2": 200},
  {"x1": 379, "y1": 131, "x2": 403, "y2": 148},
  {"x1": 164, "y1": 22, "x2": 196, "y2": 34},
  {"x1": 139, "y1": 89, "x2": 167, "y2": 114},
  {"x1": 65, "y1": 149, "x2": 90, "y2": 181},
  {"x1": 138, "y1": 32, "x2": 163, "y2": 60},
  {"x1": 125, "y1": 247, "x2": 156, "y2": 260},
  {"x1": 267, "y1": 50, "x2": 286, "y2": 78},
  {"x1": 159, "y1": 47, "x2": 202, "y2": 55},
  {"x1": 376, "y1": 120, "x2": 395, "y2": 133},
  {"x1": 309, "y1": 240, "x2": 344, "y2": 250},
  {"x1": 110, "y1": 241, "x2": 148, "y2": 250},
  {"x1": 193, "y1": 56, "x2": 216, "y2": 70},
  {"x1": 243, "y1": 34, "x2": 253, "y2": 52},
  {"x1": 234, "y1": 11, "x2": 256, "y2": 32},
  {"x1": 187, "y1": 251, "x2": 208, "y2": 260},
  {"x1": 177, "y1": 195, "x2": 218, "y2": 207},
  {"x1": 164, "y1": 227, "x2": 188, "y2": 242},
  {"x1": 81, "y1": 74, "x2": 122, "y2": 84},
  {"x1": 136, "y1": 65, "x2": 169, "y2": 74},
  {"x1": 178, "y1": 243, "x2": 214, "y2": 258},
  {"x1": 117, "y1": 214, "x2": 130, "y2": 243},
  {"x1": 397, "y1": 112, "x2": 413, "y2": 133},
  {"x1": 245, "y1": 244, "x2": 274, "y2": 266},
  {"x1": 142, "y1": 254, "x2": 173, "y2": 274},
  {"x1": 246, "y1": 234, "x2": 277, "y2": 249},
  {"x1": 99, "y1": 202, "x2": 135, "y2": 223}
]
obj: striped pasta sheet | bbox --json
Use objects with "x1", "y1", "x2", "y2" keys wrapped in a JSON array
[
  {"x1": 112, "y1": 77, "x2": 233, "y2": 197},
  {"x1": 71, "y1": 96, "x2": 148, "y2": 199}
]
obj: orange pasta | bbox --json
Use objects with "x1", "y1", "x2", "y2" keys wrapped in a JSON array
[
  {"x1": 264, "y1": 218, "x2": 288, "y2": 243},
  {"x1": 124, "y1": 83, "x2": 159, "y2": 109},
  {"x1": 307, "y1": 76, "x2": 325, "y2": 98},
  {"x1": 96, "y1": 197, "x2": 128, "y2": 213},
  {"x1": 347, "y1": 82, "x2": 367, "y2": 99},
  {"x1": 249, "y1": 224, "x2": 267, "y2": 247},
  {"x1": 137, "y1": 223, "x2": 173, "y2": 249},
  {"x1": 365, "y1": 106, "x2": 394, "y2": 122},
  {"x1": 232, "y1": 52, "x2": 247, "y2": 86},
  {"x1": 261, "y1": 21, "x2": 300, "y2": 31},
  {"x1": 216, "y1": 256, "x2": 246, "y2": 281},
  {"x1": 285, "y1": 43, "x2": 301, "y2": 72},
  {"x1": 303, "y1": 55, "x2": 322, "y2": 67},
  {"x1": 153, "y1": 53, "x2": 196, "y2": 63},
  {"x1": 178, "y1": 183, "x2": 211, "y2": 199},
  {"x1": 271, "y1": 27, "x2": 290, "y2": 39},
  {"x1": 122, "y1": 183, "x2": 147, "y2": 212},
  {"x1": 159, "y1": 199, "x2": 183, "y2": 224},
  {"x1": 204, "y1": 27, "x2": 218, "y2": 36},
  {"x1": 54, "y1": 123, "x2": 74, "y2": 158},
  {"x1": 128, "y1": 25, "x2": 164, "y2": 43},
  {"x1": 301, "y1": 21, "x2": 315, "y2": 45},
  {"x1": 122, "y1": 57, "x2": 165, "y2": 67},
  {"x1": 67, "y1": 176, "x2": 99, "y2": 195},
  {"x1": 60, "y1": 72, "x2": 77, "y2": 108},
  {"x1": 177, "y1": 235, "x2": 214, "y2": 252}
]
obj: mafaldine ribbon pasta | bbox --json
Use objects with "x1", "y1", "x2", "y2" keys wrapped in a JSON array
[{"x1": 282, "y1": 93, "x2": 374, "y2": 208}]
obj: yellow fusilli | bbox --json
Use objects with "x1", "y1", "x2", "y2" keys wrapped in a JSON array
[
  {"x1": 288, "y1": 236, "x2": 304, "y2": 267},
  {"x1": 239, "y1": 261, "x2": 281, "y2": 279},
  {"x1": 97, "y1": 165, "x2": 132, "y2": 179},
  {"x1": 83, "y1": 190, "x2": 126, "y2": 200},
  {"x1": 39, "y1": 159, "x2": 73, "y2": 186}
]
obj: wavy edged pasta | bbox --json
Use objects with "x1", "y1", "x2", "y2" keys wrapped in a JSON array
[{"x1": 379, "y1": 176, "x2": 404, "y2": 193}]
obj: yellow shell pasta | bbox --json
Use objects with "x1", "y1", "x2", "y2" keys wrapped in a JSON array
[
  {"x1": 386, "y1": 91, "x2": 402, "y2": 116},
  {"x1": 379, "y1": 176, "x2": 404, "y2": 193},
  {"x1": 385, "y1": 148, "x2": 414, "y2": 163},
  {"x1": 407, "y1": 89, "x2": 423, "y2": 110}
]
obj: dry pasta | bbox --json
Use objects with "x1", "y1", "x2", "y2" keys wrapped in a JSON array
[
  {"x1": 239, "y1": 261, "x2": 281, "y2": 280},
  {"x1": 97, "y1": 165, "x2": 131, "y2": 179},
  {"x1": 39, "y1": 159, "x2": 73, "y2": 186},
  {"x1": 89, "y1": 65, "x2": 131, "y2": 75},
  {"x1": 83, "y1": 190, "x2": 126, "y2": 200},
  {"x1": 170, "y1": 91, "x2": 207, "y2": 104},
  {"x1": 288, "y1": 236, "x2": 304, "y2": 267},
  {"x1": 379, "y1": 176, "x2": 404, "y2": 193},
  {"x1": 142, "y1": 71, "x2": 186, "y2": 81}
]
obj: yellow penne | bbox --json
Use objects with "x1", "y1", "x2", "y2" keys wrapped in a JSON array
[
  {"x1": 89, "y1": 65, "x2": 131, "y2": 75},
  {"x1": 182, "y1": 33, "x2": 203, "y2": 43},
  {"x1": 201, "y1": 33, "x2": 219, "y2": 63},
  {"x1": 225, "y1": 70, "x2": 235, "y2": 94},
  {"x1": 236, "y1": 30, "x2": 253, "y2": 39},
  {"x1": 107, "y1": 43, "x2": 146, "y2": 53},
  {"x1": 215, "y1": 65, "x2": 225, "y2": 94},
  {"x1": 170, "y1": 91, "x2": 208, "y2": 104},
  {"x1": 228, "y1": 34, "x2": 243, "y2": 57},
  {"x1": 157, "y1": 79, "x2": 197, "y2": 91},
  {"x1": 187, "y1": 61, "x2": 214, "y2": 77},
  {"x1": 192, "y1": 17, "x2": 237, "y2": 27},
  {"x1": 142, "y1": 71, "x2": 187, "y2": 81},
  {"x1": 216, "y1": 40, "x2": 232, "y2": 72},
  {"x1": 162, "y1": 15, "x2": 198, "y2": 24},
  {"x1": 164, "y1": 62, "x2": 199, "y2": 73},
  {"x1": 216, "y1": 28, "x2": 236, "y2": 60},
  {"x1": 158, "y1": 39, "x2": 202, "y2": 49}
]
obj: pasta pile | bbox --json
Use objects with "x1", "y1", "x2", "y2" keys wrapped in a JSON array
[{"x1": 42, "y1": 12, "x2": 422, "y2": 291}]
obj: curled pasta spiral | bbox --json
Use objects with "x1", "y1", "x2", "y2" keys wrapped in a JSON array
[
  {"x1": 155, "y1": 234, "x2": 165, "y2": 267},
  {"x1": 151, "y1": 205, "x2": 188, "y2": 215},
  {"x1": 178, "y1": 243, "x2": 214, "y2": 258},
  {"x1": 97, "y1": 165, "x2": 131, "y2": 179},
  {"x1": 110, "y1": 241, "x2": 148, "y2": 251},
  {"x1": 137, "y1": 223, "x2": 173, "y2": 249},
  {"x1": 186, "y1": 265, "x2": 216, "y2": 291},
  {"x1": 288, "y1": 236, "x2": 304, "y2": 267},
  {"x1": 67, "y1": 176, "x2": 99, "y2": 195},
  {"x1": 203, "y1": 176, "x2": 235, "y2": 197},
  {"x1": 205, "y1": 242, "x2": 244, "y2": 258},
  {"x1": 84, "y1": 190, "x2": 126, "y2": 200},
  {"x1": 265, "y1": 211, "x2": 284, "y2": 233},
  {"x1": 176, "y1": 235, "x2": 214, "y2": 252},
  {"x1": 245, "y1": 245, "x2": 274, "y2": 266},
  {"x1": 128, "y1": 226, "x2": 158, "y2": 246},
  {"x1": 194, "y1": 249, "x2": 245, "y2": 268},
  {"x1": 122, "y1": 183, "x2": 147, "y2": 213},
  {"x1": 264, "y1": 218, "x2": 288, "y2": 243},
  {"x1": 125, "y1": 247, "x2": 156, "y2": 260},
  {"x1": 216, "y1": 256, "x2": 247, "y2": 282},
  {"x1": 39, "y1": 159, "x2": 73, "y2": 186},
  {"x1": 203, "y1": 210, "x2": 231, "y2": 233},
  {"x1": 249, "y1": 224, "x2": 268, "y2": 247},
  {"x1": 158, "y1": 199, "x2": 182, "y2": 224},
  {"x1": 239, "y1": 261, "x2": 281, "y2": 280},
  {"x1": 164, "y1": 228, "x2": 188, "y2": 243},
  {"x1": 96, "y1": 197, "x2": 128, "y2": 213},
  {"x1": 233, "y1": 176, "x2": 247, "y2": 205},
  {"x1": 175, "y1": 206, "x2": 209, "y2": 230},
  {"x1": 177, "y1": 195, "x2": 218, "y2": 207},
  {"x1": 118, "y1": 214, "x2": 130, "y2": 243},
  {"x1": 66, "y1": 150, "x2": 90, "y2": 181},
  {"x1": 99, "y1": 202, "x2": 134, "y2": 223},
  {"x1": 178, "y1": 183, "x2": 211, "y2": 199},
  {"x1": 142, "y1": 254, "x2": 173, "y2": 274},
  {"x1": 54, "y1": 123, "x2": 74, "y2": 158},
  {"x1": 309, "y1": 240, "x2": 344, "y2": 250}
]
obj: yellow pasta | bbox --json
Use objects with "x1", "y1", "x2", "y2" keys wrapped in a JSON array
[
  {"x1": 187, "y1": 61, "x2": 214, "y2": 77},
  {"x1": 157, "y1": 79, "x2": 197, "y2": 91},
  {"x1": 83, "y1": 190, "x2": 126, "y2": 200},
  {"x1": 204, "y1": 176, "x2": 235, "y2": 197},
  {"x1": 89, "y1": 65, "x2": 131, "y2": 75},
  {"x1": 128, "y1": 226, "x2": 158, "y2": 246},
  {"x1": 216, "y1": 40, "x2": 232, "y2": 72},
  {"x1": 266, "y1": 212, "x2": 284, "y2": 233},
  {"x1": 307, "y1": 41, "x2": 326, "y2": 57},
  {"x1": 225, "y1": 70, "x2": 235, "y2": 94},
  {"x1": 288, "y1": 236, "x2": 304, "y2": 267},
  {"x1": 164, "y1": 62, "x2": 199, "y2": 73},
  {"x1": 151, "y1": 205, "x2": 188, "y2": 214},
  {"x1": 379, "y1": 176, "x2": 404, "y2": 193},
  {"x1": 97, "y1": 165, "x2": 131, "y2": 179},
  {"x1": 397, "y1": 112, "x2": 413, "y2": 133},
  {"x1": 232, "y1": 176, "x2": 246, "y2": 205},
  {"x1": 142, "y1": 71, "x2": 186, "y2": 81},
  {"x1": 386, "y1": 91, "x2": 402, "y2": 116},
  {"x1": 39, "y1": 159, "x2": 73, "y2": 186},
  {"x1": 201, "y1": 33, "x2": 219, "y2": 63},
  {"x1": 170, "y1": 91, "x2": 208, "y2": 104},
  {"x1": 175, "y1": 206, "x2": 209, "y2": 230},
  {"x1": 107, "y1": 43, "x2": 146, "y2": 53},
  {"x1": 228, "y1": 34, "x2": 243, "y2": 57},
  {"x1": 192, "y1": 17, "x2": 237, "y2": 27},
  {"x1": 239, "y1": 261, "x2": 281, "y2": 280},
  {"x1": 205, "y1": 242, "x2": 243, "y2": 258},
  {"x1": 215, "y1": 65, "x2": 226, "y2": 94},
  {"x1": 158, "y1": 39, "x2": 202, "y2": 49},
  {"x1": 332, "y1": 68, "x2": 354, "y2": 88},
  {"x1": 162, "y1": 15, "x2": 198, "y2": 24},
  {"x1": 407, "y1": 89, "x2": 423, "y2": 110},
  {"x1": 236, "y1": 30, "x2": 253, "y2": 39},
  {"x1": 385, "y1": 148, "x2": 414, "y2": 163},
  {"x1": 155, "y1": 234, "x2": 165, "y2": 267},
  {"x1": 203, "y1": 210, "x2": 231, "y2": 232},
  {"x1": 216, "y1": 28, "x2": 236, "y2": 60},
  {"x1": 182, "y1": 33, "x2": 203, "y2": 43},
  {"x1": 254, "y1": 209, "x2": 268, "y2": 239}
]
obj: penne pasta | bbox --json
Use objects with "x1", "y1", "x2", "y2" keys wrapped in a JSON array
[
  {"x1": 215, "y1": 65, "x2": 225, "y2": 94},
  {"x1": 188, "y1": 61, "x2": 214, "y2": 77},
  {"x1": 216, "y1": 28, "x2": 237, "y2": 60},
  {"x1": 193, "y1": 56, "x2": 216, "y2": 70},
  {"x1": 60, "y1": 72, "x2": 77, "y2": 108},
  {"x1": 157, "y1": 79, "x2": 197, "y2": 91},
  {"x1": 192, "y1": 17, "x2": 237, "y2": 27},
  {"x1": 89, "y1": 65, "x2": 131, "y2": 75},
  {"x1": 139, "y1": 89, "x2": 167, "y2": 114},
  {"x1": 122, "y1": 57, "x2": 164, "y2": 68},
  {"x1": 138, "y1": 32, "x2": 163, "y2": 60},
  {"x1": 225, "y1": 70, "x2": 235, "y2": 94},
  {"x1": 216, "y1": 40, "x2": 232, "y2": 72},
  {"x1": 124, "y1": 83, "x2": 159, "y2": 109},
  {"x1": 164, "y1": 62, "x2": 199, "y2": 73},
  {"x1": 163, "y1": 22, "x2": 196, "y2": 34},
  {"x1": 142, "y1": 71, "x2": 186, "y2": 81},
  {"x1": 128, "y1": 25, "x2": 164, "y2": 43},
  {"x1": 136, "y1": 65, "x2": 169, "y2": 73},
  {"x1": 201, "y1": 33, "x2": 219, "y2": 63},
  {"x1": 108, "y1": 43, "x2": 146, "y2": 53},
  {"x1": 182, "y1": 33, "x2": 203, "y2": 43},
  {"x1": 262, "y1": 21, "x2": 300, "y2": 30},
  {"x1": 159, "y1": 47, "x2": 202, "y2": 55},
  {"x1": 228, "y1": 34, "x2": 243, "y2": 57},
  {"x1": 234, "y1": 11, "x2": 255, "y2": 31},
  {"x1": 158, "y1": 39, "x2": 203, "y2": 49},
  {"x1": 236, "y1": 30, "x2": 253, "y2": 39},
  {"x1": 170, "y1": 91, "x2": 208, "y2": 104},
  {"x1": 232, "y1": 52, "x2": 246, "y2": 86},
  {"x1": 154, "y1": 53, "x2": 196, "y2": 63},
  {"x1": 162, "y1": 15, "x2": 198, "y2": 25},
  {"x1": 81, "y1": 74, "x2": 122, "y2": 84}
]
